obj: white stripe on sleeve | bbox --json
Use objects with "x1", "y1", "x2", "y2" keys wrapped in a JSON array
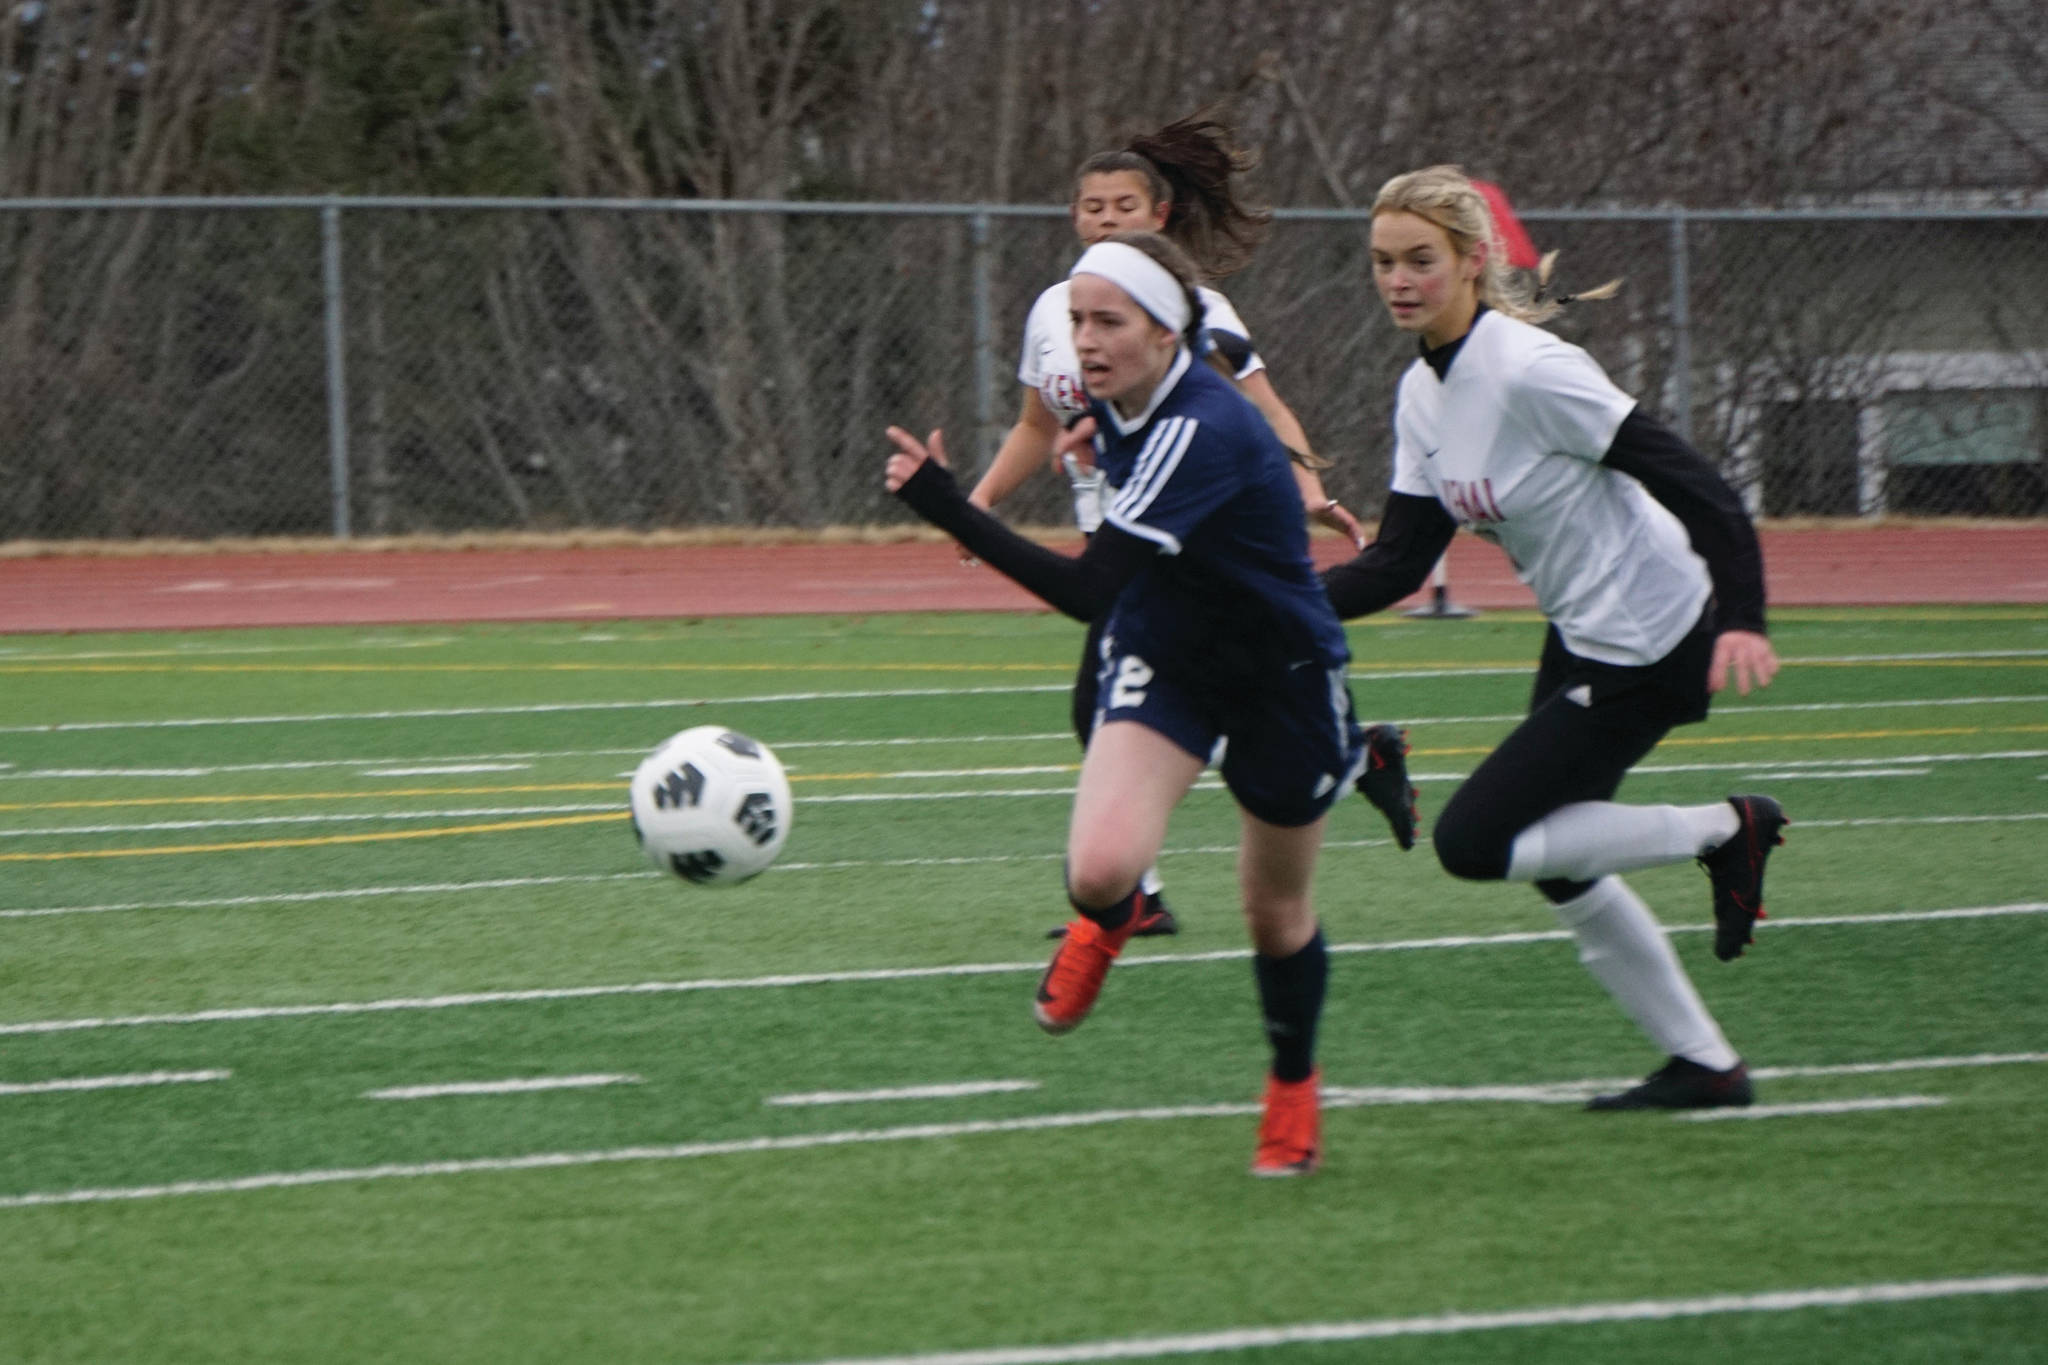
[{"x1": 1111, "y1": 416, "x2": 1198, "y2": 527}]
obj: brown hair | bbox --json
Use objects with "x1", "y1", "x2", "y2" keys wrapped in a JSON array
[
  {"x1": 1371, "y1": 165, "x2": 1618, "y2": 323},
  {"x1": 1076, "y1": 112, "x2": 1272, "y2": 280}
]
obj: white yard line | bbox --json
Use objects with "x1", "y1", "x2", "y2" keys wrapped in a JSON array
[
  {"x1": 745, "y1": 1276, "x2": 2048, "y2": 1365},
  {"x1": 13, "y1": 658, "x2": 2039, "y2": 734},
  {"x1": 364, "y1": 1074, "x2": 641, "y2": 1101},
  {"x1": 359, "y1": 764, "x2": 533, "y2": 776},
  {"x1": 0, "y1": 871, "x2": 662, "y2": 921},
  {"x1": 0, "y1": 805, "x2": 620, "y2": 840},
  {"x1": 0, "y1": 734, "x2": 1081, "y2": 781},
  {"x1": 0, "y1": 1067, "x2": 2030, "y2": 1210},
  {"x1": 3, "y1": 701, "x2": 2043, "y2": 783},
  {"x1": 1676, "y1": 1097, "x2": 1948, "y2": 1122},
  {"x1": 1739, "y1": 767, "x2": 1931, "y2": 780},
  {"x1": 0, "y1": 685, "x2": 1073, "y2": 735},
  {"x1": 765, "y1": 1081, "x2": 1041, "y2": 1107},
  {"x1": 0, "y1": 1069, "x2": 229, "y2": 1097},
  {"x1": 2, "y1": 904, "x2": 2043, "y2": 1038}
]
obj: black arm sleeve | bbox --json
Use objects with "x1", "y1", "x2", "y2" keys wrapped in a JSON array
[
  {"x1": 893, "y1": 457, "x2": 1154, "y2": 622},
  {"x1": 1602, "y1": 408, "x2": 1768, "y2": 634},
  {"x1": 1319, "y1": 491, "x2": 1458, "y2": 619}
]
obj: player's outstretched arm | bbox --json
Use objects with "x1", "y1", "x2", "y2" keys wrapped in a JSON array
[
  {"x1": 887, "y1": 425, "x2": 1151, "y2": 622},
  {"x1": 1320, "y1": 492, "x2": 1457, "y2": 618}
]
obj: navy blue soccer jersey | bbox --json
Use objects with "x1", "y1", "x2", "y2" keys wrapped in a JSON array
[{"x1": 1088, "y1": 352, "x2": 1351, "y2": 683}]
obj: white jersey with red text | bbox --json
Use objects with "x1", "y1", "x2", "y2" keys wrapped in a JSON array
[
  {"x1": 1388, "y1": 308, "x2": 1711, "y2": 666},
  {"x1": 1019, "y1": 279, "x2": 1264, "y2": 532}
]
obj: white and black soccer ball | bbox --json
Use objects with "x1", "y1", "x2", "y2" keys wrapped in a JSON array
[{"x1": 629, "y1": 725, "x2": 793, "y2": 886}]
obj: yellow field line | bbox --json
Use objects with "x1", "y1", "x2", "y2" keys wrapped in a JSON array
[
  {"x1": 8, "y1": 721, "x2": 2044, "y2": 857},
  {"x1": 0, "y1": 783, "x2": 622, "y2": 813},
  {"x1": 7, "y1": 724, "x2": 2048, "y2": 814},
  {"x1": 0, "y1": 812, "x2": 626, "y2": 862}
]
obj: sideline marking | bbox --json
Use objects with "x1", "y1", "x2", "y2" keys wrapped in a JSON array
[
  {"x1": 0, "y1": 804, "x2": 620, "y2": 839},
  {"x1": 3, "y1": 908, "x2": 2043, "y2": 1037},
  {"x1": 766, "y1": 1081, "x2": 1041, "y2": 1107},
  {"x1": 1677, "y1": 1096, "x2": 1948, "y2": 1122},
  {"x1": 0, "y1": 870, "x2": 662, "y2": 920},
  {"x1": 6, "y1": 666, "x2": 2044, "y2": 734},
  {"x1": 0, "y1": 734, "x2": 1080, "y2": 781},
  {"x1": 5, "y1": 696, "x2": 2046, "y2": 781},
  {"x1": 361, "y1": 764, "x2": 532, "y2": 776},
  {"x1": 748, "y1": 1277, "x2": 2048, "y2": 1365},
  {"x1": 0, "y1": 684, "x2": 1073, "y2": 735},
  {"x1": 365, "y1": 1074, "x2": 641, "y2": 1101},
  {"x1": 0, "y1": 811, "x2": 620, "y2": 862},
  {"x1": 0, "y1": 1069, "x2": 229, "y2": 1097},
  {"x1": 9, "y1": 797, "x2": 2048, "y2": 863},
  {"x1": 0, "y1": 1073, "x2": 2030, "y2": 1211}
]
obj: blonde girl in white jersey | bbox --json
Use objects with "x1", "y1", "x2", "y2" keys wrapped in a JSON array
[
  {"x1": 1323, "y1": 165, "x2": 1789, "y2": 1111},
  {"x1": 970, "y1": 115, "x2": 1416, "y2": 940}
]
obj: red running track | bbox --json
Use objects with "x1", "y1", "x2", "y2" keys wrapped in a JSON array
[{"x1": 1, "y1": 525, "x2": 2044, "y2": 634}]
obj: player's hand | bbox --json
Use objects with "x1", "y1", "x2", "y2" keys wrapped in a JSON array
[
  {"x1": 1708, "y1": 629, "x2": 1778, "y2": 695},
  {"x1": 884, "y1": 426, "x2": 948, "y2": 493},
  {"x1": 1313, "y1": 498, "x2": 1367, "y2": 549},
  {"x1": 1052, "y1": 416, "x2": 1098, "y2": 475}
]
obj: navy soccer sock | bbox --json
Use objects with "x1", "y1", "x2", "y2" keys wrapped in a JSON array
[{"x1": 1253, "y1": 926, "x2": 1328, "y2": 1083}]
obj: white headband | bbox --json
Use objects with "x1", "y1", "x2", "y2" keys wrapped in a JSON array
[{"x1": 1070, "y1": 241, "x2": 1192, "y2": 335}]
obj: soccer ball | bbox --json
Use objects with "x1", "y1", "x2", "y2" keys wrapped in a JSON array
[{"x1": 629, "y1": 725, "x2": 793, "y2": 886}]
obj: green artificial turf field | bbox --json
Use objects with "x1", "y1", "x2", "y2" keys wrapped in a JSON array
[{"x1": 1, "y1": 607, "x2": 2043, "y2": 1364}]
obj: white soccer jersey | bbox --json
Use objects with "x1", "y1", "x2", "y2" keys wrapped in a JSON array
[
  {"x1": 1019, "y1": 279, "x2": 1265, "y2": 533},
  {"x1": 1389, "y1": 309, "x2": 1711, "y2": 666}
]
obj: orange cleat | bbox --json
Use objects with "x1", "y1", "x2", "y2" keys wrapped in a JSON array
[
  {"x1": 1032, "y1": 903, "x2": 1143, "y2": 1034},
  {"x1": 1250, "y1": 1069, "x2": 1322, "y2": 1177}
]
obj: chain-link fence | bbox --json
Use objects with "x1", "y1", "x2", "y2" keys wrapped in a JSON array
[{"x1": 1, "y1": 198, "x2": 2043, "y2": 542}]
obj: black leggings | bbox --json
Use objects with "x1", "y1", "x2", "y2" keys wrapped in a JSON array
[{"x1": 1432, "y1": 614, "x2": 1716, "y2": 895}]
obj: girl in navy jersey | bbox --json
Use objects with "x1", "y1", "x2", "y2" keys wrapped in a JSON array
[
  {"x1": 887, "y1": 231, "x2": 1364, "y2": 1175},
  {"x1": 1324, "y1": 165, "x2": 1789, "y2": 1111},
  {"x1": 969, "y1": 114, "x2": 1413, "y2": 938}
]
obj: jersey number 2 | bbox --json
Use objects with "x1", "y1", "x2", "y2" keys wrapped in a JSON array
[{"x1": 1109, "y1": 655, "x2": 1153, "y2": 710}]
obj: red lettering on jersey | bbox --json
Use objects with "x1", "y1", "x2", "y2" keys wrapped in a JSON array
[
  {"x1": 1043, "y1": 373, "x2": 1087, "y2": 418},
  {"x1": 1443, "y1": 478, "x2": 1506, "y2": 526}
]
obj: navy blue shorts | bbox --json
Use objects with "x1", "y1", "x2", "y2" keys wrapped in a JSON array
[{"x1": 1091, "y1": 632, "x2": 1367, "y2": 828}]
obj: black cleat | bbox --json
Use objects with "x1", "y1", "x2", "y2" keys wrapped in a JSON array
[
  {"x1": 1699, "y1": 794, "x2": 1789, "y2": 961},
  {"x1": 1047, "y1": 893, "x2": 1179, "y2": 940},
  {"x1": 1355, "y1": 724, "x2": 1419, "y2": 850},
  {"x1": 1586, "y1": 1056, "x2": 1754, "y2": 1111}
]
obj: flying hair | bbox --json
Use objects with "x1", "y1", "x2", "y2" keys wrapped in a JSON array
[
  {"x1": 1372, "y1": 166, "x2": 1622, "y2": 324},
  {"x1": 1076, "y1": 110, "x2": 1272, "y2": 280}
]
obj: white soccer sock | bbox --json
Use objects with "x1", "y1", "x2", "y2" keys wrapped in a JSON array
[
  {"x1": 1140, "y1": 865, "x2": 1165, "y2": 897},
  {"x1": 1505, "y1": 801, "x2": 1740, "y2": 882},
  {"x1": 1552, "y1": 877, "x2": 1739, "y2": 1072}
]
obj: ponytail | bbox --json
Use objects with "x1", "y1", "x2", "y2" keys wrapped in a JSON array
[{"x1": 1076, "y1": 111, "x2": 1272, "y2": 280}]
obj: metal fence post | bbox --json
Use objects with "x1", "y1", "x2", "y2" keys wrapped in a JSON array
[
  {"x1": 970, "y1": 210, "x2": 996, "y2": 468},
  {"x1": 321, "y1": 201, "x2": 353, "y2": 539},
  {"x1": 1667, "y1": 210, "x2": 1694, "y2": 446}
]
